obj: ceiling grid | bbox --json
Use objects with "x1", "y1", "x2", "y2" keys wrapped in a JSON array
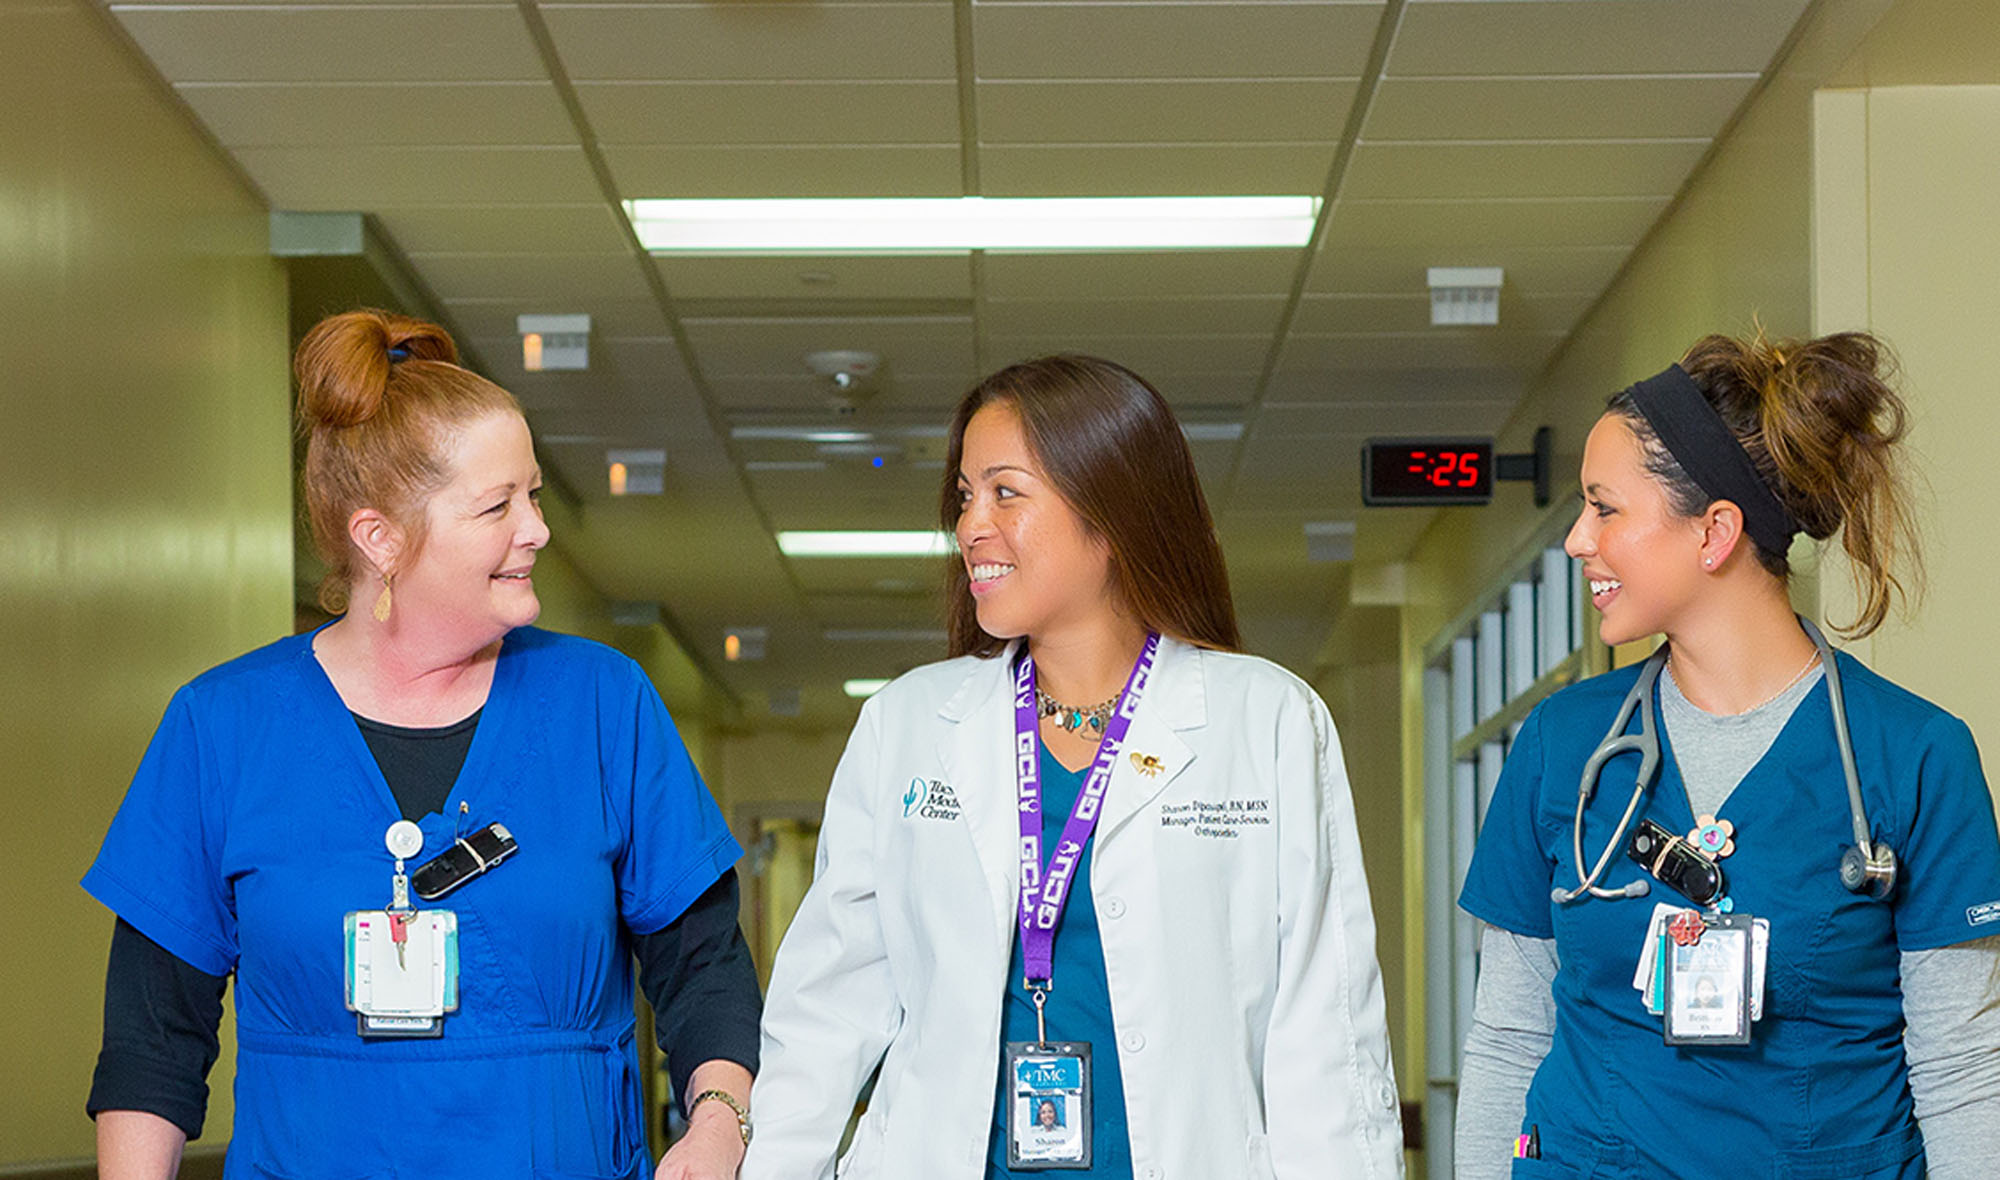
[{"x1": 97, "y1": 0, "x2": 1821, "y2": 722}]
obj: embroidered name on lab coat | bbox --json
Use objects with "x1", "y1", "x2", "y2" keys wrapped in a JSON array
[
  {"x1": 1159, "y1": 798, "x2": 1271, "y2": 839},
  {"x1": 903, "y1": 777, "x2": 964, "y2": 822}
]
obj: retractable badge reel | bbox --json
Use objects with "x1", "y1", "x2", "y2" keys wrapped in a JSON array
[{"x1": 343, "y1": 820, "x2": 460, "y2": 1039}]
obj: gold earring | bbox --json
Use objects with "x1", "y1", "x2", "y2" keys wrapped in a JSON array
[{"x1": 371, "y1": 575, "x2": 393, "y2": 623}]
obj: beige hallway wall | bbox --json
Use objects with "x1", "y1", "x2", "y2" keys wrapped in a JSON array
[
  {"x1": 0, "y1": 1, "x2": 294, "y2": 1164},
  {"x1": 1814, "y1": 81, "x2": 2000, "y2": 765}
]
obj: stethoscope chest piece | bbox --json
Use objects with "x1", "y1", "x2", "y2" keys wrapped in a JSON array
[{"x1": 1839, "y1": 841, "x2": 1898, "y2": 900}]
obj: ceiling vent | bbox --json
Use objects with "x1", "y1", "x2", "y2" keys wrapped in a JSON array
[{"x1": 1426, "y1": 268, "x2": 1503, "y2": 326}]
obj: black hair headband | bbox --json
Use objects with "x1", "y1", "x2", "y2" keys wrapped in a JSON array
[{"x1": 1626, "y1": 364, "x2": 1799, "y2": 557}]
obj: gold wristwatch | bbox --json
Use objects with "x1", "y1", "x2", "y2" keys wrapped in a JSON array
[{"x1": 688, "y1": 1088, "x2": 752, "y2": 1146}]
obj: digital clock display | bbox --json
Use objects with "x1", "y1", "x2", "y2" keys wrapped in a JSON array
[{"x1": 1362, "y1": 438, "x2": 1495, "y2": 506}]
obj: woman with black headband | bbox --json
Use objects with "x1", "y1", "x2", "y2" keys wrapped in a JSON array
[{"x1": 1454, "y1": 332, "x2": 2000, "y2": 1179}]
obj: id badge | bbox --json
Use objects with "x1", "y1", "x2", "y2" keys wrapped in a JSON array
[
  {"x1": 344, "y1": 909, "x2": 459, "y2": 1039},
  {"x1": 1662, "y1": 911, "x2": 1754, "y2": 1045},
  {"x1": 1004, "y1": 1041, "x2": 1092, "y2": 1170}
]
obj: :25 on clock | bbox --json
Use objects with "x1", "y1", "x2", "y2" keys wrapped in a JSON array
[{"x1": 1361, "y1": 438, "x2": 1494, "y2": 506}]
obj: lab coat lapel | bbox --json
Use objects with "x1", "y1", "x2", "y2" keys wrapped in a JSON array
[
  {"x1": 1096, "y1": 638, "x2": 1203, "y2": 839},
  {"x1": 937, "y1": 642, "x2": 1027, "y2": 938}
]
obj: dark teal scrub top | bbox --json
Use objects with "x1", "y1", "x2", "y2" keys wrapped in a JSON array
[
  {"x1": 1460, "y1": 653, "x2": 2000, "y2": 1180},
  {"x1": 986, "y1": 742, "x2": 1134, "y2": 1178}
]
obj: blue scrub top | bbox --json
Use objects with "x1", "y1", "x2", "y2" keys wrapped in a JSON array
[
  {"x1": 83, "y1": 626, "x2": 740, "y2": 1180},
  {"x1": 987, "y1": 743, "x2": 1134, "y2": 1179},
  {"x1": 1460, "y1": 652, "x2": 2000, "y2": 1180}
]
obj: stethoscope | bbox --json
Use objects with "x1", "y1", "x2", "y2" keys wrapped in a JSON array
[{"x1": 1552, "y1": 616, "x2": 1899, "y2": 905}]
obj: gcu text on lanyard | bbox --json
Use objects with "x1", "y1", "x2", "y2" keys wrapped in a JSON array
[{"x1": 1004, "y1": 632, "x2": 1159, "y2": 1170}]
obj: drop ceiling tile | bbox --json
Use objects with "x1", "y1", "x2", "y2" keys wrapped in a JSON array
[
  {"x1": 603, "y1": 144, "x2": 963, "y2": 198},
  {"x1": 1151, "y1": 372, "x2": 1265, "y2": 406},
  {"x1": 983, "y1": 333, "x2": 1272, "y2": 373},
  {"x1": 410, "y1": 253, "x2": 651, "y2": 301},
  {"x1": 1343, "y1": 140, "x2": 1708, "y2": 201},
  {"x1": 686, "y1": 317, "x2": 978, "y2": 378},
  {"x1": 1291, "y1": 291, "x2": 1595, "y2": 334},
  {"x1": 1280, "y1": 330, "x2": 1567, "y2": 371},
  {"x1": 1322, "y1": 197, "x2": 1669, "y2": 250},
  {"x1": 712, "y1": 371, "x2": 973, "y2": 411},
  {"x1": 975, "y1": 3, "x2": 1384, "y2": 79},
  {"x1": 111, "y1": 6, "x2": 543, "y2": 82},
  {"x1": 1304, "y1": 243, "x2": 1630, "y2": 296},
  {"x1": 1387, "y1": 0, "x2": 1809, "y2": 77},
  {"x1": 577, "y1": 81, "x2": 960, "y2": 144},
  {"x1": 1254, "y1": 401, "x2": 1512, "y2": 438},
  {"x1": 1364, "y1": 75, "x2": 1758, "y2": 141},
  {"x1": 541, "y1": 3, "x2": 958, "y2": 81},
  {"x1": 1264, "y1": 366, "x2": 1524, "y2": 404},
  {"x1": 445, "y1": 297, "x2": 667, "y2": 339},
  {"x1": 979, "y1": 143, "x2": 1336, "y2": 197},
  {"x1": 977, "y1": 80, "x2": 1361, "y2": 144},
  {"x1": 981, "y1": 251, "x2": 1301, "y2": 298},
  {"x1": 176, "y1": 82, "x2": 573, "y2": 148},
  {"x1": 376, "y1": 205, "x2": 631, "y2": 255},
  {"x1": 660, "y1": 255, "x2": 974, "y2": 301},
  {"x1": 234, "y1": 146, "x2": 600, "y2": 207},
  {"x1": 983, "y1": 296, "x2": 1285, "y2": 337}
]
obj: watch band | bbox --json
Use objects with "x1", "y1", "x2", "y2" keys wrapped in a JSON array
[{"x1": 688, "y1": 1088, "x2": 752, "y2": 1146}]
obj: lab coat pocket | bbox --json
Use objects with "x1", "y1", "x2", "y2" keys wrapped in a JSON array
[
  {"x1": 834, "y1": 1110, "x2": 886, "y2": 1178},
  {"x1": 1245, "y1": 1132, "x2": 1278, "y2": 1180},
  {"x1": 1772, "y1": 1122, "x2": 1922, "y2": 1180}
]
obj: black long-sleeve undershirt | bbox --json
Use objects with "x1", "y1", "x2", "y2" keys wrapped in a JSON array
[{"x1": 88, "y1": 710, "x2": 761, "y2": 1139}]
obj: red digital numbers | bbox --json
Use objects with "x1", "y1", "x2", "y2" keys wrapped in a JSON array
[{"x1": 1409, "y1": 450, "x2": 1481, "y2": 488}]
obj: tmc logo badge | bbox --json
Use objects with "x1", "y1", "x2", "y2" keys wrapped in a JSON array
[{"x1": 1970, "y1": 900, "x2": 2000, "y2": 927}]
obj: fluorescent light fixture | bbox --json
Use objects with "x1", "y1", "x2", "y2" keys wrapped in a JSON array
[
  {"x1": 1181, "y1": 422, "x2": 1245, "y2": 443},
  {"x1": 732, "y1": 426, "x2": 873, "y2": 443},
  {"x1": 518, "y1": 314, "x2": 590, "y2": 370},
  {"x1": 844, "y1": 678, "x2": 893, "y2": 698},
  {"x1": 1427, "y1": 267, "x2": 1503, "y2": 327},
  {"x1": 777, "y1": 530, "x2": 955, "y2": 558},
  {"x1": 626, "y1": 196, "x2": 1320, "y2": 255}
]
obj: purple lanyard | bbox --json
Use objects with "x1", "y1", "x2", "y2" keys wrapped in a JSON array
[{"x1": 1013, "y1": 632, "x2": 1161, "y2": 987}]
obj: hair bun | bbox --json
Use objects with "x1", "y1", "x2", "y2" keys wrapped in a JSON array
[{"x1": 295, "y1": 309, "x2": 460, "y2": 429}]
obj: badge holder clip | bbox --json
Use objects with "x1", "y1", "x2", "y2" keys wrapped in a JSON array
[
  {"x1": 1004, "y1": 979, "x2": 1093, "y2": 1171},
  {"x1": 345, "y1": 821, "x2": 459, "y2": 1039}
]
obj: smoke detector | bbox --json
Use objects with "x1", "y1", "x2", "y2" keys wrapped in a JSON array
[{"x1": 805, "y1": 351, "x2": 881, "y2": 412}]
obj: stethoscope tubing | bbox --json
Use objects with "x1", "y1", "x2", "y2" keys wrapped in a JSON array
[{"x1": 1557, "y1": 616, "x2": 1877, "y2": 906}]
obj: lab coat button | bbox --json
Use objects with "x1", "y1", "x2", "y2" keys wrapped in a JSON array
[
  {"x1": 1141, "y1": 1168, "x2": 1162, "y2": 1180},
  {"x1": 1104, "y1": 896, "x2": 1127, "y2": 918},
  {"x1": 1378, "y1": 1081, "x2": 1397, "y2": 1109},
  {"x1": 1120, "y1": 1030, "x2": 1146, "y2": 1052}
]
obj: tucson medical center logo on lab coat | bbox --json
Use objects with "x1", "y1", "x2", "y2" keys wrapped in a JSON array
[{"x1": 904, "y1": 777, "x2": 964, "y2": 822}]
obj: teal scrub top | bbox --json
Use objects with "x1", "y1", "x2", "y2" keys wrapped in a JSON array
[
  {"x1": 1461, "y1": 652, "x2": 2000, "y2": 1180},
  {"x1": 84, "y1": 626, "x2": 740, "y2": 1180},
  {"x1": 987, "y1": 743, "x2": 1134, "y2": 1178}
]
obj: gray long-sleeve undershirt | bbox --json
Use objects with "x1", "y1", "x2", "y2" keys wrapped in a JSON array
[{"x1": 1456, "y1": 664, "x2": 2000, "y2": 1178}]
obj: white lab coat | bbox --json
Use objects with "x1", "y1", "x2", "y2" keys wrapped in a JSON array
[{"x1": 744, "y1": 637, "x2": 1404, "y2": 1180}]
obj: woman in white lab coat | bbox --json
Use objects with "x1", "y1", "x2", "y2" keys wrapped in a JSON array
[{"x1": 744, "y1": 356, "x2": 1403, "y2": 1180}]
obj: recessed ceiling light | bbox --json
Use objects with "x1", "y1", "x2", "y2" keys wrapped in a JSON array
[
  {"x1": 777, "y1": 530, "x2": 955, "y2": 558},
  {"x1": 625, "y1": 196, "x2": 1320, "y2": 255},
  {"x1": 844, "y1": 679, "x2": 892, "y2": 698}
]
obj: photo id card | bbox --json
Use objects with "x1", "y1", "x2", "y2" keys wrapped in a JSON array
[
  {"x1": 1662, "y1": 912, "x2": 1754, "y2": 1045},
  {"x1": 344, "y1": 909, "x2": 458, "y2": 1039},
  {"x1": 1004, "y1": 1041, "x2": 1092, "y2": 1170}
]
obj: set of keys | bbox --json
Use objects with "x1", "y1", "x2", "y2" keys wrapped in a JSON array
[{"x1": 386, "y1": 820, "x2": 423, "y2": 970}]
